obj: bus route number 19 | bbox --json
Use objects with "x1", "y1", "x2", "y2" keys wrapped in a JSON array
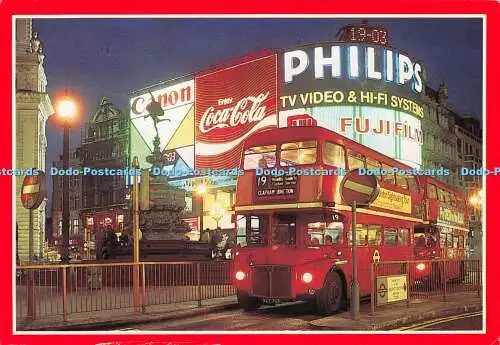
[{"x1": 257, "y1": 176, "x2": 268, "y2": 187}]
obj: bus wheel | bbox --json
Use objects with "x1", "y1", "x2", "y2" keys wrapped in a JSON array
[
  {"x1": 317, "y1": 271, "x2": 344, "y2": 315},
  {"x1": 237, "y1": 291, "x2": 261, "y2": 312}
]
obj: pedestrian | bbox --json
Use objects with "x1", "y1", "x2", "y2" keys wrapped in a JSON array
[
  {"x1": 201, "y1": 228, "x2": 211, "y2": 242},
  {"x1": 95, "y1": 228, "x2": 105, "y2": 260},
  {"x1": 105, "y1": 226, "x2": 117, "y2": 259}
]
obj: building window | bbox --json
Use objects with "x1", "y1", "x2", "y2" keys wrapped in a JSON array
[{"x1": 72, "y1": 219, "x2": 79, "y2": 235}]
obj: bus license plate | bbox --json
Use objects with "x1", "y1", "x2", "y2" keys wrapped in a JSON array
[{"x1": 262, "y1": 298, "x2": 280, "y2": 305}]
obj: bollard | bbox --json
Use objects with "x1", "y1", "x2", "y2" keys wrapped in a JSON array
[
  {"x1": 141, "y1": 264, "x2": 146, "y2": 313},
  {"x1": 197, "y1": 262, "x2": 202, "y2": 307},
  {"x1": 62, "y1": 267, "x2": 68, "y2": 322},
  {"x1": 26, "y1": 269, "x2": 36, "y2": 321},
  {"x1": 442, "y1": 261, "x2": 447, "y2": 302},
  {"x1": 370, "y1": 263, "x2": 375, "y2": 315}
]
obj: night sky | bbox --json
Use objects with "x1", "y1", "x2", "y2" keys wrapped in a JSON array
[{"x1": 31, "y1": 17, "x2": 483, "y2": 214}]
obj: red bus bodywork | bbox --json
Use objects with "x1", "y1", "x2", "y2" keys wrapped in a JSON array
[{"x1": 232, "y1": 126, "x2": 427, "y2": 313}]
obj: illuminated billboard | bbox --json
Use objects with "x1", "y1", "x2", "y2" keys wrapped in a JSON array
[
  {"x1": 195, "y1": 54, "x2": 278, "y2": 170},
  {"x1": 279, "y1": 41, "x2": 426, "y2": 169},
  {"x1": 130, "y1": 79, "x2": 195, "y2": 175}
]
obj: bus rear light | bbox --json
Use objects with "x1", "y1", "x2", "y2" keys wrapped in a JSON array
[
  {"x1": 416, "y1": 263, "x2": 426, "y2": 271},
  {"x1": 302, "y1": 272, "x2": 313, "y2": 283},
  {"x1": 308, "y1": 288, "x2": 316, "y2": 295},
  {"x1": 235, "y1": 271, "x2": 246, "y2": 281}
]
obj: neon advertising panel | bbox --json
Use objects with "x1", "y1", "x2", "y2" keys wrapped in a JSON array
[
  {"x1": 279, "y1": 41, "x2": 425, "y2": 169},
  {"x1": 129, "y1": 79, "x2": 195, "y2": 177},
  {"x1": 195, "y1": 54, "x2": 278, "y2": 170}
]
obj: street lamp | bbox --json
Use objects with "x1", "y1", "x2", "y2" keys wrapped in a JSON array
[
  {"x1": 210, "y1": 203, "x2": 225, "y2": 228},
  {"x1": 195, "y1": 184, "x2": 207, "y2": 239},
  {"x1": 55, "y1": 96, "x2": 77, "y2": 263},
  {"x1": 468, "y1": 188, "x2": 483, "y2": 258}
]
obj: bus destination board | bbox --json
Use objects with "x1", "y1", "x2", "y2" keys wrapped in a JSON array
[{"x1": 255, "y1": 174, "x2": 298, "y2": 199}]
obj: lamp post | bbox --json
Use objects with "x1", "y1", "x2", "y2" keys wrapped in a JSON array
[
  {"x1": 468, "y1": 189, "x2": 483, "y2": 258},
  {"x1": 56, "y1": 97, "x2": 76, "y2": 263}
]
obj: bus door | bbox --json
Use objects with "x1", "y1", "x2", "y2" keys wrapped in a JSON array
[{"x1": 271, "y1": 214, "x2": 297, "y2": 247}]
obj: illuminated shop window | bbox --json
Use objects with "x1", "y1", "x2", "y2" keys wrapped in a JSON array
[
  {"x1": 280, "y1": 140, "x2": 317, "y2": 166},
  {"x1": 243, "y1": 145, "x2": 276, "y2": 170}
]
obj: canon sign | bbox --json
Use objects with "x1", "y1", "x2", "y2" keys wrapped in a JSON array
[
  {"x1": 199, "y1": 93, "x2": 269, "y2": 133},
  {"x1": 283, "y1": 44, "x2": 424, "y2": 94},
  {"x1": 130, "y1": 80, "x2": 194, "y2": 117}
]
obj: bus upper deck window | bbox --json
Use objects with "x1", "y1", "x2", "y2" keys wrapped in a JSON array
[
  {"x1": 428, "y1": 184, "x2": 437, "y2": 199},
  {"x1": 382, "y1": 163, "x2": 395, "y2": 185},
  {"x1": 243, "y1": 145, "x2": 276, "y2": 170},
  {"x1": 395, "y1": 174, "x2": 408, "y2": 189},
  {"x1": 407, "y1": 176, "x2": 419, "y2": 193},
  {"x1": 437, "y1": 188, "x2": 446, "y2": 202},
  {"x1": 347, "y1": 151, "x2": 365, "y2": 171},
  {"x1": 280, "y1": 140, "x2": 317, "y2": 166},
  {"x1": 366, "y1": 158, "x2": 382, "y2": 180},
  {"x1": 323, "y1": 142, "x2": 346, "y2": 169}
]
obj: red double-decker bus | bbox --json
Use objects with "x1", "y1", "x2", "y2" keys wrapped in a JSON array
[
  {"x1": 412, "y1": 177, "x2": 469, "y2": 282},
  {"x1": 232, "y1": 125, "x2": 426, "y2": 314}
]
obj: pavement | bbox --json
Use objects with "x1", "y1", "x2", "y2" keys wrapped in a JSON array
[
  {"x1": 17, "y1": 295, "x2": 239, "y2": 331},
  {"x1": 309, "y1": 291, "x2": 482, "y2": 331},
  {"x1": 17, "y1": 291, "x2": 482, "y2": 332}
]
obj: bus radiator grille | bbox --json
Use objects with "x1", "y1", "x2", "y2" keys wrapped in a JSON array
[{"x1": 251, "y1": 265, "x2": 292, "y2": 298}]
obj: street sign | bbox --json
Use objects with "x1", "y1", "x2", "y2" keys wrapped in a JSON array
[
  {"x1": 20, "y1": 171, "x2": 46, "y2": 210},
  {"x1": 376, "y1": 274, "x2": 408, "y2": 306},
  {"x1": 339, "y1": 168, "x2": 379, "y2": 206}
]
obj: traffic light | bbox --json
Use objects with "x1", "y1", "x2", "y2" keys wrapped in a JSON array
[{"x1": 139, "y1": 169, "x2": 186, "y2": 210}]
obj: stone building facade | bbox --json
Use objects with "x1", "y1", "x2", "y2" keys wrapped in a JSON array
[
  {"x1": 15, "y1": 18, "x2": 53, "y2": 260},
  {"x1": 51, "y1": 149, "x2": 83, "y2": 258},
  {"x1": 78, "y1": 97, "x2": 130, "y2": 246}
]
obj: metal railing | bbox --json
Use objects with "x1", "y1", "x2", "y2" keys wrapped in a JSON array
[
  {"x1": 370, "y1": 259, "x2": 482, "y2": 314},
  {"x1": 16, "y1": 260, "x2": 235, "y2": 323}
]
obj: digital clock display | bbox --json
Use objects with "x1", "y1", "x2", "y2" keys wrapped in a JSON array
[{"x1": 339, "y1": 25, "x2": 389, "y2": 46}]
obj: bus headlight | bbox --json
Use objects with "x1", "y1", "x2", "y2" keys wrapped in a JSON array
[
  {"x1": 235, "y1": 271, "x2": 246, "y2": 281},
  {"x1": 416, "y1": 263, "x2": 426, "y2": 271},
  {"x1": 302, "y1": 272, "x2": 313, "y2": 283}
]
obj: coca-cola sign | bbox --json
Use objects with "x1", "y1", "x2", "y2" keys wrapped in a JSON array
[
  {"x1": 199, "y1": 92, "x2": 270, "y2": 133},
  {"x1": 195, "y1": 54, "x2": 278, "y2": 170}
]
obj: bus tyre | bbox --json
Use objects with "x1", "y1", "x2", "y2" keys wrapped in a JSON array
[
  {"x1": 237, "y1": 291, "x2": 261, "y2": 312},
  {"x1": 317, "y1": 271, "x2": 345, "y2": 315}
]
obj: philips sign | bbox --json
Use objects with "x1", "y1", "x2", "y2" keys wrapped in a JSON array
[{"x1": 282, "y1": 43, "x2": 425, "y2": 96}]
